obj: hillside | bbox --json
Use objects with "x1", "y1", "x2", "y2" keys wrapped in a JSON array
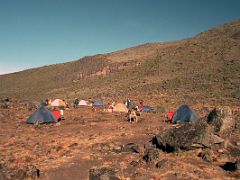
[
  {"x1": 0, "y1": 20, "x2": 240, "y2": 180},
  {"x1": 0, "y1": 19, "x2": 239, "y2": 107}
]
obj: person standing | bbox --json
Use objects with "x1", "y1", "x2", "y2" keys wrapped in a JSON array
[{"x1": 73, "y1": 98, "x2": 79, "y2": 108}]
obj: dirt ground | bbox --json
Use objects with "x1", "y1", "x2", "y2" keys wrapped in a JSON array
[{"x1": 0, "y1": 102, "x2": 239, "y2": 180}]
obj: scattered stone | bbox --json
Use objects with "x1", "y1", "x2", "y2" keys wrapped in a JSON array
[
  {"x1": 218, "y1": 149, "x2": 224, "y2": 153},
  {"x1": 25, "y1": 165, "x2": 40, "y2": 178},
  {"x1": 156, "y1": 159, "x2": 167, "y2": 169},
  {"x1": 190, "y1": 143, "x2": 204, "y2": 148},
  {"x1": 211, "y1": 134, "x2": 224, "y2": 144},
  {"x1": 130, "y1": 161, "x2": 138, "y2": 167},
  {"x1": 89, "y1": 167, "x2": 120, "y2": 180},
  {"x1": 174, "y1": 172, "x2": 182, "y2": 178},
  {"x1": 10, "y1": 165, "x2": 40, "y2": 179},
  {"x1": 143, "y1": 148, "x2": 159, "y2": 162},
  {"x1": 236, "y1": 161, "x2": 240, "y2": 171},
  {"x1": 68, "y1": 143, "x2": 78, "y2": 148},
  {"x1": 121, "y1": 143, "x2": 140, "y2": 153},
  {"x1": 0, "y1": 102, "x2": 10, "y2": 109},
  {"x1": 198, "y1": 151, "x2": 213, "y2": 162}
]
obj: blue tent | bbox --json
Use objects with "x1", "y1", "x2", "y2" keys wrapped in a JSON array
[
  {"x1": 142, "y1": 106, "x2": 153, "y2": 113},
  {"x1": 26, "y1": 107, "x2": 57, "y2": 124},
  {"x1": 93, "y1": 101, "x2": 105, "y2": 107},
  {"x1": 172, "y1": 105, "x2": 199, "y2": 124}
]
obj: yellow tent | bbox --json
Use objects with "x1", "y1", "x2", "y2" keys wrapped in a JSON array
[{"x1": 113, "y1": 103, "x2": 128, "y2": 113}]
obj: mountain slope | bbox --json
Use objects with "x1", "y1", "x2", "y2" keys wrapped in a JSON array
[{"x1": 0, "y1": 19, "x2": 239, "y2": 107}]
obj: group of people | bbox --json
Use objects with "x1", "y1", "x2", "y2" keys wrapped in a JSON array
[{"x1": 40, "y1": 97, "x2": 145, "y2": 123}]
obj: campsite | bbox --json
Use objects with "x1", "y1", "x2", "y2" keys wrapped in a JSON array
[
  {"x1": 0, "y1": 96, "x2": 239, "y2": 179},
  {"x1": 0, "y1": 16, "x2": 240, "y2": 180}
]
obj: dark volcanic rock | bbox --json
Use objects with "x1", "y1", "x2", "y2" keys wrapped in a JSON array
[
  {"x1": 220, "y1": 161, "x2": 239, "y2": 172},
  {"x1": 143, "y1": 148, "x2": 159, "y2": 162},
  {"x1": 152, "y1": 107, "x2": 237, "y2": 152},
  {"x1": 153, "y1": 118, "x2": 212, "y2": 152},
  {"x1": 130, "y1": 161, "x2": 139, "y2": 167},
  {"x1": 156, "y1": 159, "x2": 168, "y2": 169},
  {"x1": 89, "y1": 167, "x2": 120, "y2": 180},
  {"x1": 198, "y1": 151, "x2": 213, "y2": 162},
  {"x1": 121, "y1": 143, "x2": 140, "y2": 153}
]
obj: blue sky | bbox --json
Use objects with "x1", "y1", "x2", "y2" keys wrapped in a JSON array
[{"x1": 0, "y1": 0, "x2": 239, "y2": 74}]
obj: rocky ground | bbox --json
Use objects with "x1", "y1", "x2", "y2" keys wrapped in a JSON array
[{"x1": 0, "y1": 101, "x2": 239, "y2": 180}]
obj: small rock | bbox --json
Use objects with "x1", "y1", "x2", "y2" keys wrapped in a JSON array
[
  {"x1": 89, "y1": 167, "x2": 120, "y2": 180},
  {"x1": 174, "y1": 172, "x2": 182, "y2": 178},
  {"x1": 121, "y1": 143, "x2": 140, "y2": 153},
  {"x1": 68, "y1": 143, "x2": 78, "y2": 148},
  {"x1": 236, "y1": 161, "x2": 240, "y2": 171},
  {"x1": 211, "y1": 135, "x2": 224, "y2": 144},
  {"x1": 143, "y1": 148, "x2": 159, "y2": 162},
  {"x1": 130, "y1": 161, "x2": 138, "y2": 167},
  {"x1": 26, "y1": 165, "x2": 40, "y2": 178},
  {"x1": 156, "y1": 159, "x2": 167, "y2": 169},
  {"x1": 218, "y1": 149, "x2": 224, "y2": 153},
  {"x1": 198, "y1": 151, "x2": 213, "y2": 162}
]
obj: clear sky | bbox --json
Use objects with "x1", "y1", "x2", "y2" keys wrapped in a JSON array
[{"x1": 0, "y1": 0, "x2": 239, "y2": 75}]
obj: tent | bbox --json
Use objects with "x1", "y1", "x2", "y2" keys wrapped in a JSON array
[
  {"x1": 172, "y1": 105, "x2": 199, "y2": 124},
  {"x1": 26, "y1": 107, "x2": 57, "y2": 124},
  {"x1": 52, "y1": 109, "x2": 61, "y2": 120},
  {"x1": 167, "y1": 112, "x2": 175, "y2": 122},
  {"x1": 79, "y1": 100, "x2": 88, "y2": 106},
  {"x1": 113, "y1": 103, "x2": 128, "y2": 113},
  {"x1": 142, "y1": 106, "x2": 154, "y2": 113},
  {"x1": 51, "y1": 99, "x2": 66, "y2": 107},
  {"x1": 93, "y1": 101, "x2": 104, "y2": 107}
]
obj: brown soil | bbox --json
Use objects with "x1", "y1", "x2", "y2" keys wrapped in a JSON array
[{"x1": 0, "y1": 103, "x2": 239, "y2": 179}]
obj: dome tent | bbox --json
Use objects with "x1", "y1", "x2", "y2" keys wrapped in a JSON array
[
  {"x1": 93, "y1": 101, "x2": 105, "y2": 107},
  {"x1": 79, "y1": 100, "x2": 88, "y2": 106},
  {"x1": 26, "y1": 107, "x2": 57, "y2": 124},
  {"x1": 113, "y1": 103, "x2": 128, "y2": 113},
  {"x1": 172, "y1": 105, "x2": 199, "y2": 124},
  {"x1": 51, "y1": 99, "x2": 66, "y2": 107}
]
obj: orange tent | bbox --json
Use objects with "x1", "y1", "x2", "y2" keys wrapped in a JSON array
[
  {"x1": 167, "y1": 112, "x2": 175, "y2": 122},
  {"x1": 52, "y1": 109, "x2": 61, "y2": 121}
]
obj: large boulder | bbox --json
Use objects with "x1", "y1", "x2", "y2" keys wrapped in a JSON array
[
  {"x1": 207, "y1": 107, "x2": 235, "y2": 137},
  {"x1": 153, "y1": 118, "x2": 213, "y2": 152},
  {"x1": 153, "y1": 107, "x2": 236, "y2": 152}
]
